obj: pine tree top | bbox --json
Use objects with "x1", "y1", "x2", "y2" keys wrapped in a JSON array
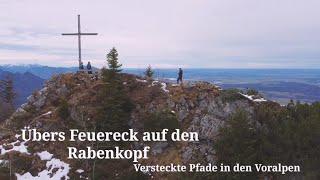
[
  {"x1": 144, "y1": 65, "x2": 154, "y2": 78},
  {"x1": 107, "y1": 47, "x2": 122, "y2": 73}
]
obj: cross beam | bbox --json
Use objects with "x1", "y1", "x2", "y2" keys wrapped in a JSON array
[{"x1": 62, "y1": 15, "x2": 98, "y2": 69}]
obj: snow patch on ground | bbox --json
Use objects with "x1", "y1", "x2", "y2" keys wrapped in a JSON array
[
  {"x1": 214, "y1": 85, "x2": 222, "y2": 90},
  {"x1": 136, "y1": 78, "x2": 147, "y2": 83},
  {"x1": 0, "y1": 160, "x2": 9, "y2": 164},
  {"x1": 0, "y1": 140, "x2": 30, "y2": 155},
  {"x1": 15, "y1": 134, "x2": 21, "y2": 138},
  {"x1": 253, "y1": 98, "x2": 267, "y2": 102},
  {"x1": 37, "y1": 151, "x2": 53, "y2": 160},
  {"x1": 151, "y1": 81, "x2": 169, "y2": 92},
  {"x1": 151, "y1": 81, "x2": 159, "y2": 86},
  {"x1": 39, "y1": 87, "x2": 48, "y2": 95},
  {"x1": 16, "y1": 108, "x2": 26, "y2": 113},
  {"x1": 16, "y1": 158, "x2": 70, "y2": 180},
  {"x1": 161, "y1": 83, "x2": 169, "y2": 93},
  {"x1": 76, "y1": 169, "x2": 84, "y2": 173},
  {"x1": 0, "y1": 133, "x2": 71, "y2": 179},
  {"x1": 0, "y1": 134, "x2": 29, "y2": 155},
  {"x1": 240, "y1": 93, "x2": 267, "y2": 102},
  {"x1": 41, "y1": 111, "x2": 52, "y2": 116}
]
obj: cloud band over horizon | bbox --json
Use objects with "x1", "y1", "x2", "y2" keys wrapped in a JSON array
[{"x1": 0, "y1": 0, "x2": 320, "y2": 68}]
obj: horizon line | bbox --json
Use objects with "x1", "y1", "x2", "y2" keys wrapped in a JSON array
[{"x1": 1, "y1": 64, "x2": 320, "y2": 70}]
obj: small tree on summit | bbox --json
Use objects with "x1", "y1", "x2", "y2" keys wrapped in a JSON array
[
  {"x1": 107, "y1": 47, "x2": 122, "y2": 72},
  {"x1": 144, "y1": 65, "x2": 154, "y2": 79},
  {"x1": 93, "y1": 47, "x2": 135, "y2": 179},
  {"x1": 103, "y1": 47, "x2": 122, "y2": 82},
  {"x1": 97, "y1": 47, "x2": 134, "y2": 132}
]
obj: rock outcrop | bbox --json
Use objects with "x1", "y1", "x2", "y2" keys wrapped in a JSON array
[{"x1": 0, "y1": 72, "x2": 265, "y2": 179}]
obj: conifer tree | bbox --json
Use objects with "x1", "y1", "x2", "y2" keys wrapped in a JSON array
[
  {"x1": 1, "y1": 76, "x2": 15, "y2": 108},
  {"x1": 214, "y1": 110, "x2": 260, "y2": 179},
  {"x1": 214, "y1": 102, "x2": 320, "y2": 179},
  {"x1": 93, "y1": 48, "x2": 135, "y2": 178},
  {"x1": 57, "y1": 99, "x2": 70, "y2": 120},
  {"x1": 107, "y1": 47, "x2": 122, "y2": 72},
  {"x1": 144, "y1": 65, "x2": 154, "y2": 78},
  {"x1": 0, "y1": 76, "x2": 16, "y2": 121},
  {"x1": 102, "y1": 47, "x2": 122, "y2": 83},
  {"x1": 97, "y1": 48, "x2": 134, "y2": 132}
]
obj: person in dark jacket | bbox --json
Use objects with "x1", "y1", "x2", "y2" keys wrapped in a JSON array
[
  {"x1": 87, "y1": 61, "x2": 92, "y2": 74},
  {"x1": 177, "y1": 68, "x2": 183, "y2": 84},
  {"x1": 79, "y1": 62, "x2": 84, "y2": 70}
]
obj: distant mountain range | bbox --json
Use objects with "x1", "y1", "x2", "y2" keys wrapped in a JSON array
[
  {"x1": 221, "y1": 82, "x2": 320, "y2": 104},
  {"x1": 0, "y1": 69, "x2": 45, "y2": 107},
  {"x1": 0, "y1": 64, "x2": 83, "y2": 107},
  {"x1": 125, "y1": 68, "x2": 320, "y2": 104},
  {"x1": 0, "y1": 64, "x2": 102, "y2": 107},
  {"x1": 0, "y1": 64, "x2": 78, "y2": 79},
  {"x1": 0, "y1": 64, "x2": 103, "y2": 107},
  {"x1": 1, "y1": 65, "x2": 319, "y2": 106}
]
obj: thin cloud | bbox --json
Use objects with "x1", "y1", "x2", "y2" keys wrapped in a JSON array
[{"x1": 0, "y1": 0, "x2": 319, "y2": 68}]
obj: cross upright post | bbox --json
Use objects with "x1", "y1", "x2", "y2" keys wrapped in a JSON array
[
  {"x1": 77, "y1": 14, "x2": 81, "y2": 65},
  {"x1": 62, "y1": 15, "x2": 98, "y2": 70}
]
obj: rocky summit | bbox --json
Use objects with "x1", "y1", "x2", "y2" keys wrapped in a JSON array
[{"x1": 0, "y1": 72, "x2": 270, "y2": 179}]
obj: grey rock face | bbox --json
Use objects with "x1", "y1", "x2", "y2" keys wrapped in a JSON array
[
  {"x1": 56, "y1": 84, "x2": 69, "y2": 97},
  {"x1": 152, "y1": 142, "x2": 169, "y2": 155},
  {"x1": 27, "y1": 87, "x2": 49, "y2": 110},
  {"x1": 167, "y1": 85, "x2": 254, "y2": 164}
]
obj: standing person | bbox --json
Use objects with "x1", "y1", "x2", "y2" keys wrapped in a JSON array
[
  {"x1": 87, "y1": 61, "x2": 92, "y2": 74},
  {"x1": 79, "y1": 62, "x2": 84, "y2": 70},
  {"x1": 177, "y1": 68, "x2": 183, "y2": 84}
]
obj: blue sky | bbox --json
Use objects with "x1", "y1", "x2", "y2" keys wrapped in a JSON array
[{"x1": 0, "y1": 0, "x2": 320, "y2": 68}]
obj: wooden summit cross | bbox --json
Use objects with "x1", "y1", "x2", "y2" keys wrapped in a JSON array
[{"x1": 62, "y1": 15, "x2": 98, "y2": 70}]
